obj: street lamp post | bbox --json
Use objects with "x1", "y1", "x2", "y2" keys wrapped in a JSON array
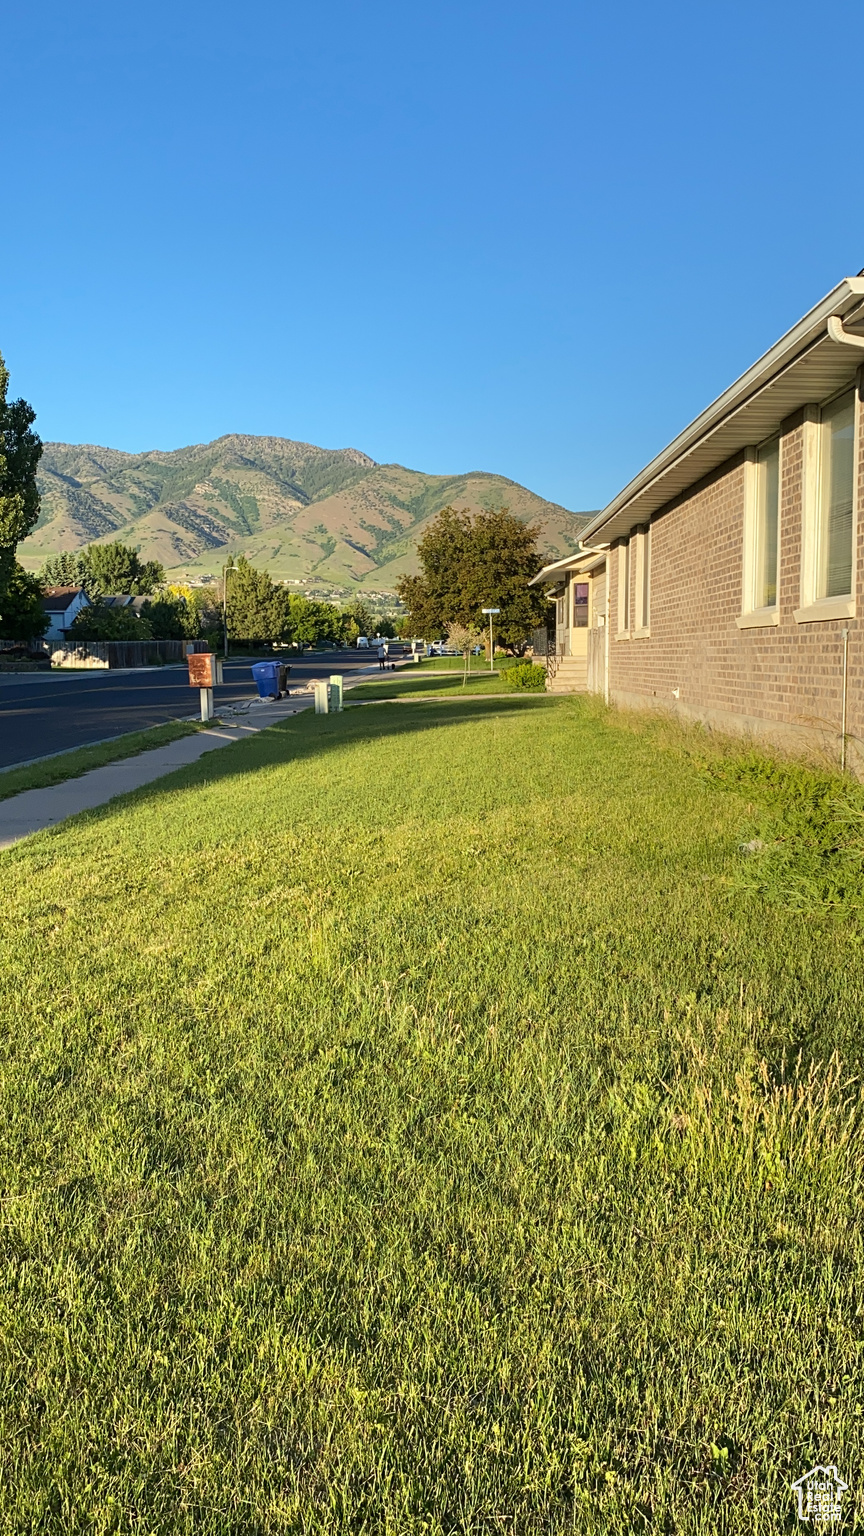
[
  {"x1": 222, "y1": 563, "x2": 236, "y2": 660},
  {"x1": 481, "y1": 607, "x2": 500, "y2": 673}
]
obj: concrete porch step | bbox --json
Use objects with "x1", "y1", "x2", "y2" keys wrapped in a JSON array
[{"x1": 546, "y1": 657, "x2": 587, "y2": 694}]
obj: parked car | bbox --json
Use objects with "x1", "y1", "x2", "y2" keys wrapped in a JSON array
[{"x1": 356, "y1": 636, "x2": 370, "y2": 648}]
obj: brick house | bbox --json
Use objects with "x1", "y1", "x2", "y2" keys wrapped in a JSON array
[{"x1": 534, "y1": 274, "x2": 864, "y2": 769}]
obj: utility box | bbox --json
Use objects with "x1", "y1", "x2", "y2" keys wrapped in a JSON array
[
  {"x1": 329, "y1": 675, "x2": 343, "y2": 712},
  {"x1": 188, "y1": 653, "x2": 223, "y2": 688},
  {"x1": 313, "y1": 679, "x2": 329, "y2": 714}
]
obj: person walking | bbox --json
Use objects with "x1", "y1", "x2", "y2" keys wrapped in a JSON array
[{"x1": 377, "y1": 643, "x2": 386, "y2": 671}]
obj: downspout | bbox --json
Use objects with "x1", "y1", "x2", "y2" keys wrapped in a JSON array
[
  {"x1": 827, "y1": 323, "x2": 864, "y2": 770},
  {"x1": 827, "y1": 315, "x2": 864, "y2": 350},
  {"x1": 841, "y1": 629, "x2": 849, "y2": 773}
]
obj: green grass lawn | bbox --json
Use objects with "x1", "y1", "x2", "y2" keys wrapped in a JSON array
[
  {"x1": 0, "y1": 719, "x2": 201, "y2": 802},
  {"x1": 348, "y1": 670, "x2": 510, "y2": 701},
  {"x1": 1, "y1": 696, "x2": 863, "y2": 1532}
]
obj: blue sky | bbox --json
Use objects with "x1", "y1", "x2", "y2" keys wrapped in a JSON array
[{"x1": 2, "y1": 0, "x2": 863, "y2": 513}]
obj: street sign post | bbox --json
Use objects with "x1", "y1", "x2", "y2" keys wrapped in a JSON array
[{"x1": 481, "y1": 608, "x2": 500, "y2": 673}]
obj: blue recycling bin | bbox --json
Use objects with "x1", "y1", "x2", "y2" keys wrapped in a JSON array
[{"x1": 251, "y1": 660, "x2": 285, "y2": 699}]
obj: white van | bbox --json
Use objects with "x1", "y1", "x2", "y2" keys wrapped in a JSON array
[{"x1": 356, "y1": 636, "x2": 370, "y2": 648}]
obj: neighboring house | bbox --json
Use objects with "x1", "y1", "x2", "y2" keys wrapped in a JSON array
[
  {"x1": 529, "y1": 549, "x2": 607, "y2": 695},
  {"x1": 40, "y1": 587, "x2": 90, "y2": 642},
  {"x1": 534, "y1": 273, "x2": 864, "y2": 769}
]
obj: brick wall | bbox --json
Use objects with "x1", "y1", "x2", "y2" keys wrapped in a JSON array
[{"x1": 608, "y1": 372, "x2": 864, "y2": 772}]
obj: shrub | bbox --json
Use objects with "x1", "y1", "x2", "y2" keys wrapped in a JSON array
[{"x1": 503, "y1": 661, "x2": 546, "y2": 691}]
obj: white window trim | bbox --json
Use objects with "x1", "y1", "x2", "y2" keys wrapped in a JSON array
[
  {"x1": 797, "y1": 383, "x2": 859, "y2": 622},
  {"x1": 737, "y1": 607, "x2": 780, "y2": 629},
  {"x1": 632, "y1": 524, "x2": 650, "y2": 636},
  {"x1": 741, "y1": 438, "x2": 781, "y2": 620},
  {"x1": 616, "y1": 540, "x2": 631, "y2": 638}
]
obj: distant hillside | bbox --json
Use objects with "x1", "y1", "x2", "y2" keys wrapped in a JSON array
[{"x1": 20, "y1": 434, "x2": 592, "y2": 593}]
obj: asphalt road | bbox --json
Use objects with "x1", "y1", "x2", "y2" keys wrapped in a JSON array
[{"x1": 0, "y1": 651, "x2": 377, "y2": 770}]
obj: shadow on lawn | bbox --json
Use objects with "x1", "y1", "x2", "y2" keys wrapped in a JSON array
[
  {"x1": 348, "y1": 673, "x2": 508, "y2": 700},
  {"x1": 71, "y1": 694, "x2": 566, "y2": 829}
]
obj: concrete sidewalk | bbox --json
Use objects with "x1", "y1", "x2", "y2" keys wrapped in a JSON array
[{"x1": 0, "y1": 699, "x2": 304, "y2": 851}]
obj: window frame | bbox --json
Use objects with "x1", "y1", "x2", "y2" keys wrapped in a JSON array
[
  {"x1": 738, "y1": 434, "x2": 781, "y2": 628},
  {"x1": 616, "y1": 539, "x2": 631, "y2": 638},
  {"x1": 795, "y1": 378, "x2": 860, "y2": 624},
  {"x1": 571, "y1": 578, "x2": 589, "y2": 629},
  {"x1": 633, "y1": 524, "x2": 651, "y2": 636}
]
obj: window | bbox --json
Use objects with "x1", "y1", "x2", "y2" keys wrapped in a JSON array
[
  {"x1": 616, "y1": 541, "x2": 630, "y2": 634},
  {"x1": 796, "y1": 386, "x2": 858, "y2": 623},
  {"x1": 633, "y1": 525, "x2": 650, "y2": 632},
  {"x1": 756, "y1": 438, "x2": 780, "y2": 607},
  {"x1": 572, "y1": 581, "x2": 589, "y2": 628},
  {"x1": 740, "y1": 437, "x2": 780, "y2": 624},
  {"x1": 819, "y1": 390, "x2": 855, "y2": 599}
]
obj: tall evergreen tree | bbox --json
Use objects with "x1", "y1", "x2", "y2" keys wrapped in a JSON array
[{"x1": 0, "y1": 350, "x2": 42, "y2": 622}]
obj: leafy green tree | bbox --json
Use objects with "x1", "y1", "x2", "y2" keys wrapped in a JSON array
[
  {"x1": 0, "y1": 351, "x2": 42, "y2": 623},
  {"x1": 396, "y1": 506, "x2": 547, "y2": 654},
  {"x1": 141, "y1": 595, "x2": 187, "y2": 639},
  {"x1": 286, "y1": 593, "x2": 343, "y2": 651},
  {"x1": 84, "y1": 542, "x2": 164, "y2": 597},
  {"x1": 69, "y1": 604, "x2": 153, "y2": 641},
  {"x1": 225, "y1": 558, "x2": 290, "y2": 644},
  {"x1": 341, "y1": 598, "x2": 375, "y2": 637},
  {"x1": 0, "y1": 562, "x2": 49, "y2": 641}
]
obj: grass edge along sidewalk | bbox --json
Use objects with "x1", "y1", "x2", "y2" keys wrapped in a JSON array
[{"x1": 0, "y1": 718, "x2": 202, "y2": 803}]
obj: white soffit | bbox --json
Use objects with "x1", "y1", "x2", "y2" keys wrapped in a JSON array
[
  {"x1": 529, "y1": 550, "x2": 605, "y2": 586},
  {"x1": 583, "y1": 278, "x2": 864, "y2": 545}
]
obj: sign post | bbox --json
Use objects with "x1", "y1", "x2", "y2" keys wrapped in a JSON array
[{"x1": 481, "y1": 608, "x2": 500, "y2": 673}]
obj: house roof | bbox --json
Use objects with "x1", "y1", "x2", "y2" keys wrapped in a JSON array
[
  {"x1": 102, "y1": 594, "x2": 149, "y2": 611},
  {"x1": 529, "y1": 549, "x2": 607, "y2": 589},
  {"x1": 41, "y1": 587, "x2": 87, "y2": 611},
  {"x1": 581, "y1": 275, "x2": 864, "y2": 547}
]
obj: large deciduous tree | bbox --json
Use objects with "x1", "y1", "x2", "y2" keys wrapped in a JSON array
[
  {"x1": 41, "y1": 543, "x2": 165, "y2": 599},
  {"x1": 70, "y1": 604, "x2": 154, "y2": 641},
  {"x1": 287, "y1": 593, "x2": 343, "y2": 651},
  {"x1": 0, "y1": 564, "x2": 49, "y2": 641},
  {"x1": 396, "y1": 506, "x2": 548, "y2": 653},
  {"x1": 84, "y1": 542, "x2": 164, "y2": 597},
  {"x1": 0, "y1": 350, "x2": 43, "y2": 630}
]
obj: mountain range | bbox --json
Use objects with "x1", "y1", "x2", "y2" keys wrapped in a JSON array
[{"x1": 20, "y1": 435, "x2": 593, "y2": 594}]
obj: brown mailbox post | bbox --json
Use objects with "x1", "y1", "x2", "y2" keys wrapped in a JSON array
[{"x1": 188, "y1": 652, "x2": 223, "y2": 720}]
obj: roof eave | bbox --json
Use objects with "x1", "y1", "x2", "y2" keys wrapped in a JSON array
[{"x1": 583, "y1": 276, "x2": 864, "y2": 545}]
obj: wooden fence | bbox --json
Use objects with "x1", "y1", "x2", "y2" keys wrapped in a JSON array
[{"x1": 49, "y1": 639, "x2": 209, "y2": 670}]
